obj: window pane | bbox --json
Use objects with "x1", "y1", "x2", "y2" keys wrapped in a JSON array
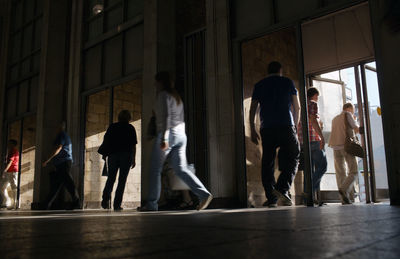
[
  {"x1": 105, "y1": 5, "x2": 123, "y2": 31},
  {"x1": 6, "y1": 87, "x2": 18, "y2": 119},
  {"x1": 30, "y1": 76, "x2": 38, "y2": 111},
  {"x1": 124, "y1": 25, "x2": 143, "y2": 74},
  {"x1": 104, "y1": 35, "x2": 122, "y2": 82},
  {"x1": 18, "y1": 81, "x2": 29, "y2": 115},
  {"x1": 88, "y1": 16, "x2": 103, "y2": 41},
  {"x1": 22, "y1": 24, "x2": 34, "y2": 57},
  {"x1": 12, "y1": 33, "x2": 22, "y2": 63},
  {"x1": 32, "y1": 53, "x2": 41, "y2": 73},
  {"x1": 25, "y1": 0, "x2": 35, "y2": 22},
  {"x1": 36, "y1": 0, "x2": 44, "y2": 15},
  {"x1": 34, "y1": 18, "x2": 42, "y2": 50},
  {"x1": 20, "y1": 115, "x2": 36, "y2": 209},
  {"x1": 21, "y1": 59, "x2": 31, "y2": 77},
  {"x1": 127, "y1": 0, "x2": 144, "y2": 20},
  {"x1": 84, "y1": 45, "x2": 102, "y2": 90},
  {"x1": 14, "y1": 1, "x2": 23, "y2": 31},
  {"x1": 10, "y1": 65, "x2": 19, "y2": 82}
]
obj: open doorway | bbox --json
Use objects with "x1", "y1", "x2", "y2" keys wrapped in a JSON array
[{"x1": 302, "y1": 2, "x2": 389, "y2": 203}]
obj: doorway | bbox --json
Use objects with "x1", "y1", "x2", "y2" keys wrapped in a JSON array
[{"x1": 83, "y1": 79, "x2": 142, "y2": 209}]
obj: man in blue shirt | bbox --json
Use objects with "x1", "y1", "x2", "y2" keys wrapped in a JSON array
[
  {"x1": 249, "y1": 61, "x2": 300, "y2": 207},
  {"x1": 42, "y1": 122, "x2": 80, "y2": 210}
]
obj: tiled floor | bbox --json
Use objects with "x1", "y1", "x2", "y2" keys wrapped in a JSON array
[{"x1": 1, "y1": 204, "x2": 399, "y2": 258}]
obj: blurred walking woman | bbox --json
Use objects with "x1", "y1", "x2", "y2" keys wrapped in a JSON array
[
  {"x1": 144, "y1": 71, "x2": 212, "y2": 211},
  {"x1": 99, "y1": 110, "x2": 137, "y2": 211}
]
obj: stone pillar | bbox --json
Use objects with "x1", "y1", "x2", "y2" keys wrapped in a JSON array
[
  {"x1": 32, "y1": 0, "x2": 72, "y2": 208},
  {"x1": 66, "y1": 0, "x2": 84, "y2": 199},
  {"x1": 205, "y1": 0, "x2": 236, "y2": 202},
  {"x1": 141, "y1": 0, "x2": 178, "y2": 204},
  {"x1": 369, "y1": 0, "x2": 400, "y2": 205},
  {"x1": 0, "y1": 0, "x2": 11, "y2": 168}
]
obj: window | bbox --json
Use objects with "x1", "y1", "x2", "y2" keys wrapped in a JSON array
[{"x1": 6, "y1": 0, "x2": 43, "y2": 119}]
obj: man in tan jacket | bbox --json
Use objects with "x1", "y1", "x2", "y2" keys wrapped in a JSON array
[{"x1": 329, "y1": 103, "x2": 361, "y2": 204}]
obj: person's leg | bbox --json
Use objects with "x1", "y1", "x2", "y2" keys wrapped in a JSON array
[
  {"x1": 260, "y1": 128, "x2": 278, "y2": 204},
  {"x1": 146, "y1": 135, "x2": 168, "y2": 211},
  {"x1": 58, "y1": 161, "x2": 79, "y2": 203},
  {"x1": 311, "y1": 142, "x2": 328, "y2": 192},
  {"x1": 276, "y1": 126, "x2": 300, "y2": 195},
  {"x1": 334, "y1": 150, "x2": 346, "y2": 191},
  {"x1": 114, "y1": 153, "x2": 132, "y2": 209},
  {"x1": 0, "y1": 175, "x2": 11, "y2": 207},
  {"x1": 8, "y1": 172, "x2": 18, "y2": 208},
  {"x1": 46, "y1": 168, "x2": 64, "y2": 209},
  {"x1": 168, "y1": 133, "x2": 210, "y2": 202},
  {"x1": 102, "y1": 154, "x2": 119, "y2": 205},
  {"x1": 342, "y1": 152, "x2": 358, "y2": 196}
]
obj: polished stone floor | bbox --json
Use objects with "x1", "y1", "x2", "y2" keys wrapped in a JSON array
[{"x1": 0, "y1": 204, "x2": 399, "y2": 258}]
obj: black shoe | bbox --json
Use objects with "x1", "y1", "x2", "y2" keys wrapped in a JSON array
[
  {"x1": 137, "y1": 206, "x2": 157, "y2": 212},
  {"x1": 101, "y1": 200, "x2": 111, "y2": 209},
  {"x1": 263, "y1": 200, "x2": 278, "y2": 208},
  {"x1": 273, "y1": 189, "x2": 293, "y2": 206},
  {"x1": 114, "y1": 207, "x2": 123, "y2": 212}
]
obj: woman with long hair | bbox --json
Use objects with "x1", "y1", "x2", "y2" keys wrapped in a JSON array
[{"x1": 143, "y1": 71, "x2": 212, "y2": 211}]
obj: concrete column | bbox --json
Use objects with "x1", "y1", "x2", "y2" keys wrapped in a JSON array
[
  {"x1": 141, "y1": 0, "x2": 177, "y2": 204},
  {"x1": 205, "y1": 0, "x2": 236, "y2": 202},
  {"x1": 369, "y1": 0, "x2": 400, "y2": 205},
  {"x1": 66, "y1": 0, "x2": 84, "y2": 199},
  {"x1": 0, "y1": 0, "x2": 11, "y2": 169},
  {"x1": 33, "y1": 0, "x2": 72, "y2": 208}
]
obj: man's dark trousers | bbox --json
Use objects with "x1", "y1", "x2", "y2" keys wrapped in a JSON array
[{"x1": 261, "y1": 126, "x2": 300, "y2": 203}]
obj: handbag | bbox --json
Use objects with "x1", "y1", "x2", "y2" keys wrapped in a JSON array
[
  {"x1": 147, "y1": 116, "x2": 157, "y2": 140},
  {"x1": 344, "y1": 113, "x2": 364, "y2": 158},
  {"x1": 102, "y1": 158, "x2": 108, "y2": 177}
]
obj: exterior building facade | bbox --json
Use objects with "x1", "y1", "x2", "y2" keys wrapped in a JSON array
[{"x1": 0, "y1": 0, "x2": 399, "y2": 209}]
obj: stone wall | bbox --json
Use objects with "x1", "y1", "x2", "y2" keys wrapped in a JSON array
[
  {"x1": 241, "y1": 28, "x2": 303, "y2": 206},
  {"x1": 84, "y1": 79, "x2": 142, "y2": 208}
]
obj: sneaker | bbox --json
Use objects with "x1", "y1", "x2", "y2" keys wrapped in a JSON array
[
  {"x1": 273, "y1": 189, "x2": 292, "y2": 206},
  {"x1": 197, "y1": 194, "x2": 213, "y2": 211},
  {"x1": 339, "y1": 189, "x2": 351, "y2": 204},
  {"x1": 262, "y1": 201, "x2": 278, "y2": 208}
]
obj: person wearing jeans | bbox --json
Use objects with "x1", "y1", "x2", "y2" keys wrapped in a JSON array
[
  {"x1": 298, "y1": 87, "x2": 327, "y2": 205},
  {"x1": 250, "y1": 61, "x2": 301, "y2": 207},
  {"x1": 143, "y1": 71, "x2": 212, "y2": 211},
  {"x1": 99, "y1": 110, "x2": 137, "y2": 211}
]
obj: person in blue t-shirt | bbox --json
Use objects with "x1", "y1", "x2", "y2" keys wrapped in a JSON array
[
  {"x1": 42, "y1": 122, "x2": 80, "y2": 210},
  {"x1": 249, "y1": 61, "x2": 301, "y2": 207}
]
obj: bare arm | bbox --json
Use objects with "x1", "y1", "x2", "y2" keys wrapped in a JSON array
[
  {"x1": 42, "y1": 145, "x2": 62, "y2": 167},
  {"x1": 292, "y1": 95, "x2": 301, "y2": 127},
  {"x1": 3, "y1": 160, "x2": 13, "y2": 173},
  {"x1": 310, "y1": 115, "x2": 325, "y2": 149},
  {"x1": 131, "y1": 145, "x2": 136, "y2": 169},
  {"x1": 249, "y1": 99, "x2": 260, "y2": 145}
]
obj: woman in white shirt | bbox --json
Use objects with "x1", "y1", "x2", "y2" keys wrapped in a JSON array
[{"x1": 143, "y1": 71, "x2": 213, "y2": 211}]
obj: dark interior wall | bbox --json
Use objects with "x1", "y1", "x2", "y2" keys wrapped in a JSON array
[
  {"x1": 231, "y1": 0, "x2": 366, "y2": 39},
  {"x1": 175, "y1": 0, "x2": 206, "y2": 92}
]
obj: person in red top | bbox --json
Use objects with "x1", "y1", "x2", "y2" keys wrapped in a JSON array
[
  {"x1": 298, "y1": 88, "x2": 327, "y2": 206},
  {"x1": 1, "y1": 139, "x2": 19, "y2": 209}
]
